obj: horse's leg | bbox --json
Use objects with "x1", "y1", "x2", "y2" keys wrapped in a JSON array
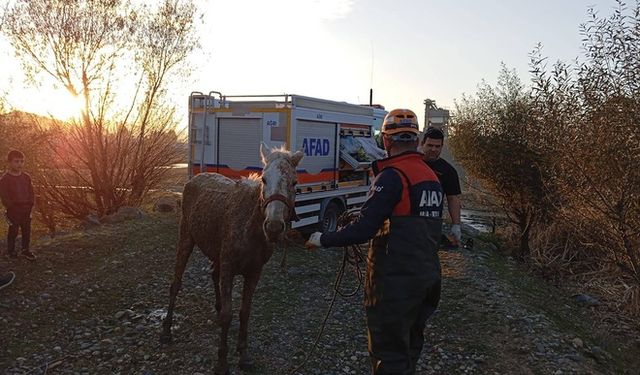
[
  {"x1": 160, "y1": 226, "x2": 194, "y2": 344},
  {"x1": 215, "y1": 268, "x2": 233, "y2": 375},
  {"x1": 237, "y1": 269, "x2": 262, "y2": 370},
  {"x1": 211, "y1": 261, "x2": 221, "y2": 314}
]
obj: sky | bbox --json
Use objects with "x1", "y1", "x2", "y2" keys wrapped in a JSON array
[{"x1": 0, "y1": 0, "x2": 621, "y2": 126}]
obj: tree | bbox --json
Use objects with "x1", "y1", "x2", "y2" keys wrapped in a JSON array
[
  {"x1": 450, "y1": 65, "x2": 551, "y2": 260},
  {"x1": 530, "y1": 0, "x2": 640, "y2": 290},
  {"x1": 1, "y1": 0, "x2": 198, "y2": 217}
]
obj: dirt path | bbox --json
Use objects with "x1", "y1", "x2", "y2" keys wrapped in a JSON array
[{"x1": 1, "y1": 214, "x2": 638, "y2": 374}]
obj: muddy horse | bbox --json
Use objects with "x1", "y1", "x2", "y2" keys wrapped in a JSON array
[{"x1": 160, "y1": 146, "x2": 303, "y2": 374}]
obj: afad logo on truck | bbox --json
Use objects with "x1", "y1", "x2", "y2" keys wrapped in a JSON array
[{"x1": 302, "y1": 138, "x2": 331, "y2": 157}]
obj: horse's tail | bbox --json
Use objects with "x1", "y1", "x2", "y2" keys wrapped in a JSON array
[{"x1": 181, "y1": 177, "x2": 201, "y2": 217}]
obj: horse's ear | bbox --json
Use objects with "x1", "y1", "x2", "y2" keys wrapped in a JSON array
[
  {"x1": 291, "y1": 150, "x2": 304, "y2": 167},
  {"x1": 260, "y1": 142, "x2": 270, "y2": 165}
]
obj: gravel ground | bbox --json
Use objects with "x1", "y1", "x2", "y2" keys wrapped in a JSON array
[{"x1": 1, "y1": 214, "x2": 638, "y2": 374}]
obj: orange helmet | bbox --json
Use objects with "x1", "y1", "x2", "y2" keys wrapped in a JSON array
[{"x1": 381, "y1": 109, "x2": 420, "y2": 136}]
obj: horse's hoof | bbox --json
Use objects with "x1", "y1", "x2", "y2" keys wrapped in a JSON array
[
  {"x1": 239, "y1": 358, "x2": 255, "y2": 371},
  {"x1": 214, "y1": 368, "x2": 230, "y2": 375},
  {"x1": 159, "y1": 332, "x2": 172, "y2": 344}
]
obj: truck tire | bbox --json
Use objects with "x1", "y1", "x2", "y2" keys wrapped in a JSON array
[{"x1": 320, "y1": 201, "x2": 343, "y2": 233}]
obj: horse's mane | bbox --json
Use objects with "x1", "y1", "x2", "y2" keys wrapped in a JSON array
[{"x1": 241, "y1": 173, "x2": 261, "y2": 188}]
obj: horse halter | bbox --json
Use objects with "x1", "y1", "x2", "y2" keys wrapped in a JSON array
[{"x1": 262, "y1": 194, "x2": 299, "y2": 222}]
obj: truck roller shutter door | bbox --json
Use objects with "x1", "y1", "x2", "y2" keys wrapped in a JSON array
[{"x1": 218, "y1": 118, "x2": 262, "y2": 171}]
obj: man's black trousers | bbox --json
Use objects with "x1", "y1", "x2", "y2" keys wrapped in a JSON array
[{"x1": 366, "y1": 280, "x2": 441, "y2": 375}]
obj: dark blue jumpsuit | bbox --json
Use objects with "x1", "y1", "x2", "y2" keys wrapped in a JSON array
[{"x1": 321, "y1": 151, "x2": 443, "y2": 374}]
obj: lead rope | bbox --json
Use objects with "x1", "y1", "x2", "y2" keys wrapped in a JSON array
[{"x1": 288, "y1": 209, "x2": 366, "y2": 375}]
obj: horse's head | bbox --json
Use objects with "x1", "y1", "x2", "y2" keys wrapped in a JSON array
[{"x1": 259, "y1": 144, "x2": 304, "y2": 242}]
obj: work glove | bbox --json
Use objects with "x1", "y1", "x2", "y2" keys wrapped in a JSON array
[
  {"x1": 305, "y1": 232, "x2": 323, "y2": 250},
  {"x1": 450, "y1": 224, "x2": 462, "y2": 243}
]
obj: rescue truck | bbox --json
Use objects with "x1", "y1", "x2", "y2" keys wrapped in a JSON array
[{"x1": 188, "y1": 91, "x2": 387, "y2": 232}]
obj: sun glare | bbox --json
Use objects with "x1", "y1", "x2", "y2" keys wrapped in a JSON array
[{"x1": 24, "y1": 88, "x2": 85, "y2": 122}]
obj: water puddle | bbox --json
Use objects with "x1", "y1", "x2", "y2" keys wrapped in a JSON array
[{"x1": 461, "y1": 208, "x2": 505, "y2": 233}]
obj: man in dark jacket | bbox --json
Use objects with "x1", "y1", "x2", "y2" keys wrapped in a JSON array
[
  {"x1": 421, "y1": 127, "x2": 462, "y2": 247},
  {"x1": 306, "y1": 109, "x2": 443, "y2": 374},
  {"x1": 0, "y1": 150, "x2": 36, "y2": 261}
]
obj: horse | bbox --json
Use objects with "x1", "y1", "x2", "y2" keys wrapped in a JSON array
[{"x1": 160, "y1": 145, "x2": 303, "y2": 375}]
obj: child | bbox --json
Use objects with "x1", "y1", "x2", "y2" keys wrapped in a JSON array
[{"x1": 0, "y1": 150, "x2": 36, "y2": 261}]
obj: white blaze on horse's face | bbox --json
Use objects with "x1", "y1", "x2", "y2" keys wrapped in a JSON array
[{"x1": 260, "y1": 145, "x2": 303, "y2": 242}]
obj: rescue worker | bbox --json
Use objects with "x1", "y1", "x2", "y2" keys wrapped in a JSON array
[{"x1": 306, "y1": 109, "x2": 444, "y2": 374}]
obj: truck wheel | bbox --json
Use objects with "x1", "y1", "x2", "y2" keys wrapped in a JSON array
[{"x1": 320, "y1": 202, "x2": 343, "y2": 233}]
